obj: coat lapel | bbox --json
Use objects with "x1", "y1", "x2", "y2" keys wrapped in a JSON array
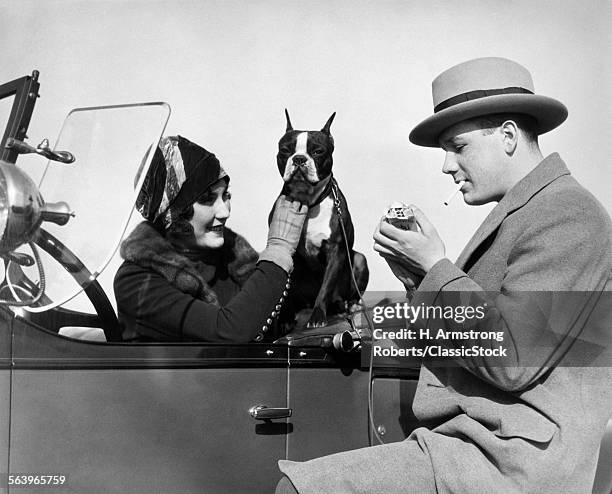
[
  {"x1": 455, "y1": 204, "x2": 507, "y2": 269},
  {"x1": 455, "y1": 153, "x2": 571, "y2": 270}
]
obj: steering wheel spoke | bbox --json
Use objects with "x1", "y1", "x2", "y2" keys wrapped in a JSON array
[{"x1": 26, "y1": 228, "x2": 122, "y2": 342}]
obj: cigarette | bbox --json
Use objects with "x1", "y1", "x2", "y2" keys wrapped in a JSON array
[{"x1": 443, "y1": 181, "x2": 465, "y2": 206}]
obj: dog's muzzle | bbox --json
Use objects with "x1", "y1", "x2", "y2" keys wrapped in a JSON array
[{"x1": 284, "y1": 154, "x2": 319, "y2": 183}]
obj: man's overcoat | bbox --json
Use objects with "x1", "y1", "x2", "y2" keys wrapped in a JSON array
[{"x1": 279, "y1": 153, "x2": 612, "y2": 493}]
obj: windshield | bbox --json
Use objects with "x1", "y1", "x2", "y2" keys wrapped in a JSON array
[{"x1": 19, "y1": 102, "x2": 170, "y2": 313}]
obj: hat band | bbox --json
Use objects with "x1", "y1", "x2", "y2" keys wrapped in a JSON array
[{"x1": 434, "y1": 86, "x2": 534, "y2": 113}]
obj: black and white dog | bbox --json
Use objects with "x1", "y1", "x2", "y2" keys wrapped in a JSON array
[{"x1": 273, "y1": 110, "x2": 369, "y2": 329}]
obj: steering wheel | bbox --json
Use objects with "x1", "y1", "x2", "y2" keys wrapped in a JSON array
[{"x1": 25, "y1": 228, "x2": 122, "y2": 342}]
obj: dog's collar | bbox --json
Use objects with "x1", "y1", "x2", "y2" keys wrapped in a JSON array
[{"x1": 308, "y1": 175, "x2": 334, "y2": 208}]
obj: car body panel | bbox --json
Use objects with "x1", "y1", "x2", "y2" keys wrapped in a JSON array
[
  {"x1": 8, "y1": 314, "x2": 290, "y2": 494},
  {"x1": 286, "y1": 357, "x2": 370, "y2": 461},
  {"x1": 369, "y1": 370, "x2": 448, "y2": 445},
  {"x1": 0, "y1": 312, "x2": 10, "y2": 492}
]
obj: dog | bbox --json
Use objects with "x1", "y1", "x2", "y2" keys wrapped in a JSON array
[{"x1": 273, "y1": 110, "x2": 369, "y2": 329}]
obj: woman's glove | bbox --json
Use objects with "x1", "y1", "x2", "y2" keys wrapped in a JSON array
[{"x1": 258, "y1": 195, "x2": 308, "y2": 273}]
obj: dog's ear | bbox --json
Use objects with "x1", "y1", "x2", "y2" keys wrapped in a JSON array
[
  {"x1": 284, "y1": 109, "x2": 293, "y2": 132},
  {"x1": 321, "y1": 112, "x2": 336, "y2": 134}
]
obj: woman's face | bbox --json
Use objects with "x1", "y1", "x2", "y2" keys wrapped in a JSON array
[{"x1": 189, "y1": 180, "x2": 231, "y2": 250}]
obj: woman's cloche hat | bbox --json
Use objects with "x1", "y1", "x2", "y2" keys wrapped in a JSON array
[
  {"x1": 136, "y1": 136, "x2": 228, "y2": 228},
  {"x1": 409, "y1": 57, "x2": 568, "y2": 147}
]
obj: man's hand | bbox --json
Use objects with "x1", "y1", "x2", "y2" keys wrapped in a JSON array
[
  {"x1": 384, "y1": 256, "x2": 422, "y2": 292},
  {"x1": 373, "y1": 205, "x2": 446, "y2": 275}
]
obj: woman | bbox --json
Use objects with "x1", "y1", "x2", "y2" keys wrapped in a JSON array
[{"x1": 114, "y1": 135, "x2": 307, "y2": 342}]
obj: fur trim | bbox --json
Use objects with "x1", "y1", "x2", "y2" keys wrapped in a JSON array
[{"x1": 120, "y1": 222, "x2": 258, "y2": 305}]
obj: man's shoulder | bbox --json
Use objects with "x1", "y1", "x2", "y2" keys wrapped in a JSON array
[{"x1": 524, "y1": 173, "x2": 611, "y2": 231}]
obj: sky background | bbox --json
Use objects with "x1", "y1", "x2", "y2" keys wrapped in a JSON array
[{"x1": 1, "y1": 0, "x2": 611, "y2": 310}]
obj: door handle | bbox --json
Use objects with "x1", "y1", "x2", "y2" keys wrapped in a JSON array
[{"x1": 249, "y1": 405, "x2": 292, "y2": 420}]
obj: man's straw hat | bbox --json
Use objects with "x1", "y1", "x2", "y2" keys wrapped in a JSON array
[{"x1": 409, "y1": 57, "x2": 568, "y2": 147}]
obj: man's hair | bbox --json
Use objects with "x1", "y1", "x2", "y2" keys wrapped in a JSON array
[{"x1": 469, "y1": 113, "x2": 539, "y2": 144}]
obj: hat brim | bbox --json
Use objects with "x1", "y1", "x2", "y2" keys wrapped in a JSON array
[{"x1": 409, "y1": 94, "x2": 568, "y2": 148}]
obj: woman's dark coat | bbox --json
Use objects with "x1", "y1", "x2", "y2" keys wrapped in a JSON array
[{"x1": 114, "y1": 222, "x2": 286, "y2": 341}]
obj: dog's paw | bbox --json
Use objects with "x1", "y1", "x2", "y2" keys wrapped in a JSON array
[{"x1": 306, "y1": 307, "x2": 328, "y2": 328}]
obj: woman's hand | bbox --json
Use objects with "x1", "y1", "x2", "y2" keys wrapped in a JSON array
[
  {"x1": 259, "y1": 195, "x2": 308, "y2": 272},
  {"x1": 268, "y1": 195, "x2": 309, "y2": 255}
]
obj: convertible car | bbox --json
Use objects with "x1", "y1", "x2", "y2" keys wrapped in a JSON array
[{"x1": 0, "y1": 71, "x2": 609, "y2": 494}]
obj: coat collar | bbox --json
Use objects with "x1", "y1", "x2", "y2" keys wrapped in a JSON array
[
  {"x1": 455, "y1": 153, "x2": 570, "y2": 269},
  {"x1": 120, "y1": 222, "x2": 258, "y2": 305}
]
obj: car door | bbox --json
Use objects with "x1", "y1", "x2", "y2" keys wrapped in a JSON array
[
  {"x1": 285, "y1": 343, "x2": 423, "y2": 460},
  {"x1": 6, "y1": 310, "x2": 289, "y2": 494},
  {"x1": 286, "y1": 345, "x2": 371, "y2": 461}
]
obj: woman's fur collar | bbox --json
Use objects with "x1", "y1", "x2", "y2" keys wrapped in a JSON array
[{"x1": 120, "y1": 222, "x2": 258, "y2": 305}]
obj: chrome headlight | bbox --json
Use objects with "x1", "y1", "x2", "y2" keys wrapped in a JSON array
[{"x1": 0, "y1": 161, "x2": 44, "y2": 253}]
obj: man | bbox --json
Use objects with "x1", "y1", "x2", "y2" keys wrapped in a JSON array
[{"x1": 276, "y1": 57, "x2": 612, "y2": 493}]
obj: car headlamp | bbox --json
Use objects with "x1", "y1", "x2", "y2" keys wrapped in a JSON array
[{"x1": 0, "y1": 161, "x2": 45, "y2": 254}]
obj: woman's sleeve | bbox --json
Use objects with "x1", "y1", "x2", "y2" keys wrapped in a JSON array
[{"x1": 114, "y1": 260, "x2": 288, "y2": 342}]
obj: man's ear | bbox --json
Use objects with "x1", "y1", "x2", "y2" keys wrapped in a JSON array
[{"x1": 501, "y1": 120, "x2": 519, "y2": 155}]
